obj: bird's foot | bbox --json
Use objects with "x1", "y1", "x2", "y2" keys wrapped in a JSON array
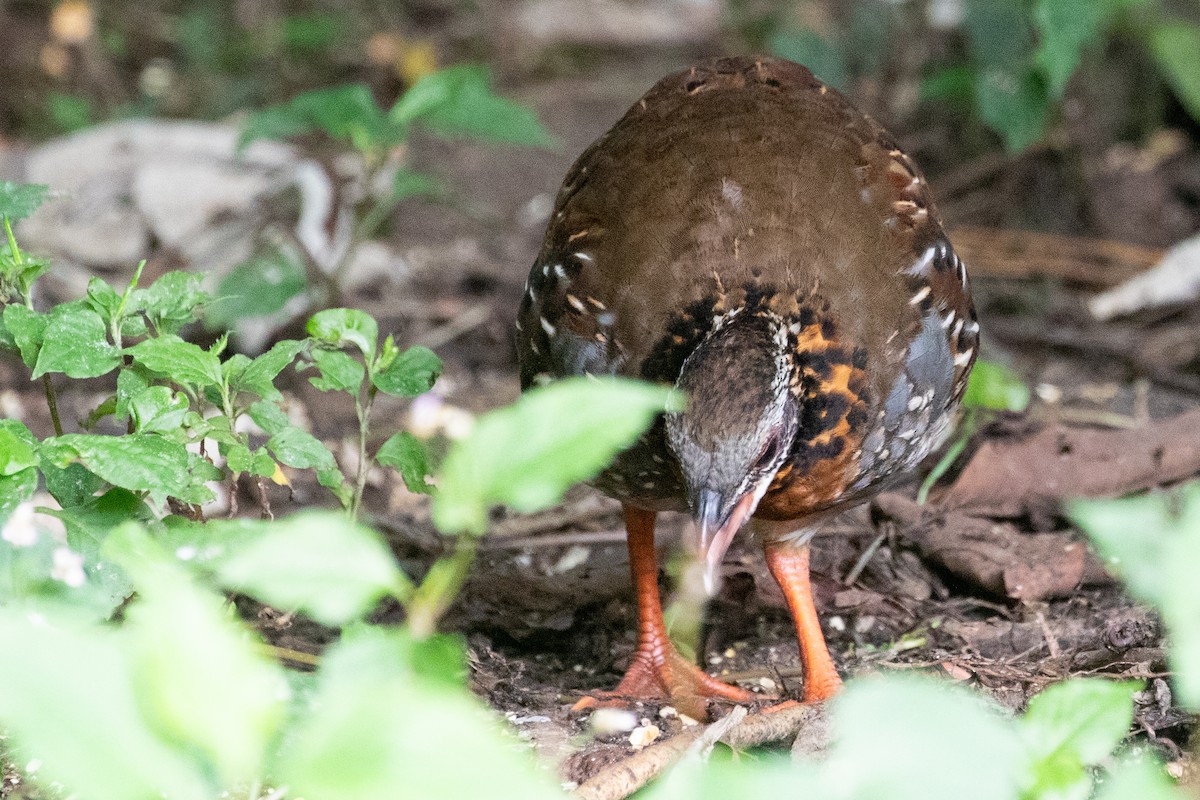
[{"x1": 572, "y1": 643, "x2": 760, "y2": 721}]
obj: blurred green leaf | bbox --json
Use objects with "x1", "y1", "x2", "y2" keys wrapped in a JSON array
[
  {"x1": 127, "y1": 335, "x2": 223, "y2": 390},
  {"x1": 393, "y1": 168, "x2": 440, "y2": 202},
  {"x1": 107, "y1": 524, "x2": 286, "y2": 786},
  {"x1": 40, "y1": 434, "x2": 214, "y2": 505},
  {"x1": 1095, "y1": 754, "x2": 1188, "y2": 800},
  {"x1": 391, "y1": 65, "x2": 554, "y2": 147},
  {"x1": 1070, "y1": 483, "x2": 1200, "y2": 708},
  {"x1": 963, "y1": 359, "x2": 1031, "y2": 411},
  {"x1": 205, "y1": 512, "x2": 411, "y2": 626},
  {"x1": 280, "y1": 627, "x2": 562, "y2": 800},
  {"x1": 209, "y1": 250, "x2": 307, "y2": 329},
  {"x1": 308, "y1": 308, "x2": 378, "y2": 359},
  {"x1": 976, "y1": 67, "x2": 1051, "y2": 152},
  {"x1": 1033, "y1": 0, "x2": 1126, "y2": 98},
  {"x1": 31, "y1": 301, "x2": 122, "y2": 379},
  {"x1": 1020, "y1": 679, "x2": 1138, "y2": 798},
  {"x1": 240, "y1": 84, "x2": 396, "y2": 153},
  {"x1": 377, "y1": 431, "x2": 434, "y2": 495},
  {"x1": 921, "y1": 65, "x2": 978, "y2": 107},
  {"x1": 1148, "y1": 22, "x2": 1200, "y2": 123},
  {"x1": 281, "y1": 12, "x2": 344, "y2": 53},
  {"x1": 0, "y1": 182, "x2": 50, "y2": 222},
  {"x1": 768, "y1": 28, "x2": 848, "y2": 91},
  {"x1": 372, "y1": 345, "x2": 441, "y2": 397},
  {"x1": 0, "y1": 607, "x2": 212, "y2": 800},
  {"x1": 827, "y1": 674, "x2": 1024, "y2": 800},
  {"x1": 47, "y1": 92, "x2": 94, "y2": 133},
  {"x1": 434, "y1": 377, "x2": 670, "y2": 535},
  {"x1": 49, "y1": 488, "x2": 147, "y2": 610}
]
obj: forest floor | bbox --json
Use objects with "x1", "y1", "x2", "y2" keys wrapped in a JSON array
[{"x1": 3, "y1": 47, "x2": 1200, "y2": 793}]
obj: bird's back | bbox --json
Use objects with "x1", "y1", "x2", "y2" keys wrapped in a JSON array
[{"x1": 517, "y1": 56, "x2": 977, "y2": 521}]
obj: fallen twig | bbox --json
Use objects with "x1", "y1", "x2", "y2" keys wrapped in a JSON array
[{"x1": 571, "y1": 704, "x2": 826, "y2": 800}]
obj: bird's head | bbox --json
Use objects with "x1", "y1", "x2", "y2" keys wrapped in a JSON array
[{"x1": 665, "y1": 312, "x2": 798, "y2": 594}]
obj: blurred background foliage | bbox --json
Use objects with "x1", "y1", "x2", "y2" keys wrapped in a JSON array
[{"x1": 2, "y1": 0, "x2": 1198, "y2": 152}]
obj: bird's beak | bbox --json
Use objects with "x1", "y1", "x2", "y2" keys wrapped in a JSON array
[{"x1": 696, "y1": 488, "x2": 759, "y2": 596}]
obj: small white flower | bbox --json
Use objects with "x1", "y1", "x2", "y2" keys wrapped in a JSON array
[
  {"x1": 1, "y1": 502, "x2": 39, "y2": 547},
  {"x1": 51, "y1": 547, "x2": 86, "y2": 588}
]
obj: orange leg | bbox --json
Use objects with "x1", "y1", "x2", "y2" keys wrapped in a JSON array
[
  {"x1": 573, "y1": 505, "x2": 757, "y2": 719},
  {"x1": 764, "y1": 540, "x2": 843, "y2": 703}
]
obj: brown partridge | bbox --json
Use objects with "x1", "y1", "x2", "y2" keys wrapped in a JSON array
[{"x1": 515, "y1": 56, "x2": 977, "y2": 715}]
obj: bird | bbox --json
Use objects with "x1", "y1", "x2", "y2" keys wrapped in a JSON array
[{"x1": 515, "y1": 56, "x2": 977, "y2": 716}]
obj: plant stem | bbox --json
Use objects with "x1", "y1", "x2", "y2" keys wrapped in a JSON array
[
  {"x1": 42, "y1": 374, "x2": 63, "y2": 436},
  {"x1": 349, "y1": 384, "x2": 377, "y2": 519},
  {"x1": 406, "y1": 536, "x2": 478, "y2": 639}
]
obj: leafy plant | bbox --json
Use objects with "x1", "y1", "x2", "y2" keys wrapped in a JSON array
[
  {"x1": 767, "y1": 0, "x2": 1200, "y2": 153},
  {"x1": 216, "y1": 65, "x2": 553, "y2": 327}
]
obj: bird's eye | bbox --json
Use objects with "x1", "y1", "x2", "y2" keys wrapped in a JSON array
[{"x1": 757, "y1": 439, "x2": 780, "y2": 467}]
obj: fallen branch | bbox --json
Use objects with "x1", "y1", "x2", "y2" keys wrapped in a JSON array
[{"x1": 572, "y1": 703, "x2": 827, "y2": 800}]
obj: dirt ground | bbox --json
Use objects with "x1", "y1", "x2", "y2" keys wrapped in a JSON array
[{"x1": 4, "y1": 40, "x2": 1200, "y2": 794}]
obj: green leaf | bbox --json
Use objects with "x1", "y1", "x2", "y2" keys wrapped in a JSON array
[
  {"x1": 0, "y1": 606, "x2": 211, "y2": 800},
  {"x1": 40, "y1": 461, "x2": 106, "y2": 508},
  {"x1": 1148, "y1": 22, "x2": 1200, "y2": 123},
  {"x1": 31, "y1": 301, "x2": 122, "y2": 379},
  {"x1": 434, "y1": 377, "x2": 670, "y2": 535},
  {"x1": 267, "y1": 426, "x2": 338, "y2": 472},
  {"x1": 208, "y1": 250, "x2": 307, "y2": 329},
  {"x1": 85, "y1": 276, "x2": 122, "y2": 326},
  {"x1": 0, "y1": 419, "x2": 38, "y2": 475},
  {"x1": 1095, "y1": 754, "x2": 1188, "y2": 800},
  {"x1": 976, "y1": 67, "x2": 1051, "y2": 152},
  {"x1": 768, "y1": 28, "x2": 849, "y2": 91},
  {"x1": 135, "y1": 271, "x2": 210, "y2": 336},
  {"x1": 106, "y1": 524, "x2": 286, "y2": 786},
  {"x1": 377, "y1": 431, "x2": 434, "y2": 495},
  {"x1": 128, "y1": 386, "x2": 192, "y2": 434},
  {"x1": 115, "y1": 366, "x2": 151, "y2": 421},
  {"x1": 826, "y1": 674, "x2": 1024, "y2": 800},
  {"x1": 1020, "y1": 679, "x2": 1138, "y2": 797},
  {"x1": 1033, "y1": 0, "x2": 1125, "y2": 98},
  {"x1": 0, "y1": 182, "x2": 50, "y2": 221},
  {"x1": 372, "y1": 345, "x2": 441, "y2": 397},
  {"x1": 207, "y1": 512, "x2": 411, "y2": 626},
  {"x1": 230, "y1": 339, "x2": 307, "y2": 402},
  {"x1": 40, "y1": 434, "x2": 214, "y2": 505},
  {"x1": 393, "y1": 168, "x2": 440, "y2": 201},
  {"x1": 279, "y1": 627, "x2": 562, "y2": 800},
  {"x1": 921, "y1": 65, "x2": 978, "y2": 107},
  {"x1": 308, "y1": 307, "x2": 378, "y2": 359},
  {"x1": 0, "y1": 467, "x2": 37, "y2": 526},
  {"x1": 308, "y1": 348, "x2": 365, "y2": 393},
  {"x1": 2, "y1": 304, "x2": 46, "y2": 368},
  {"x1": 390, "y1": 65, "x2": 554, "y2": 147},
  {"x1": 963, "y1": 359, "x2": 1031, "y2": 411},
  {"x1": 1070, "y1": 484, "x2": 1200, "y2": 709},
  {"x1": 240, "y1": 84, "x2": 397, "y2": 153},
  {"x1": 50, "y1": 488, "x2": 146, "y2": 610},
  {"x1": 127, "y1": 335, "x2": 223, "y2": 390}
]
